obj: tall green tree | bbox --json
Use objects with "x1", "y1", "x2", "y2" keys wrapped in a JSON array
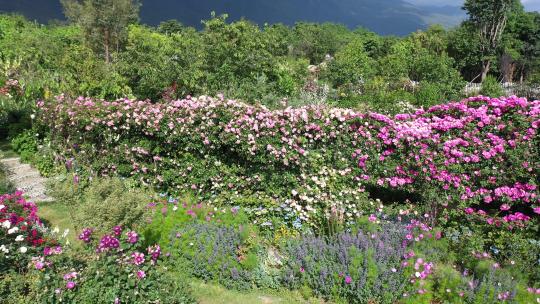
[
  {"x1": 157, "y1": 20, "x2": 185, "y2": 35},
  {"x1": 503, "y1": 9, "x2": 540, "y2": 83},
  {"x1": 463, "y1": 0, "x2": 517, "y2": 82},
  {"x1": 60, "y1": 0, "x2": 140, "y2": 63}
]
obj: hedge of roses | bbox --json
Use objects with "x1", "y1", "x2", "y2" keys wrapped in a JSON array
[{"x1": 35, "y1": 95, "x2": 539, "y2": 229}]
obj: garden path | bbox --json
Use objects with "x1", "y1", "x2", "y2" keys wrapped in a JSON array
[{"x1": 0, "y1": 156, "x2": 52, "y2": 202}]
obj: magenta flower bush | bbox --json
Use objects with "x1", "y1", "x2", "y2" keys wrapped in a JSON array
[
  {"x1": 35, "y1": 95, "x2": 539, "y2": 230},
  {"x1": 352, "y1": 96, "x2": 539, "y2": 227},
  {"x1": 32, "y1": 225, "x2": 194, "y2": 303}
]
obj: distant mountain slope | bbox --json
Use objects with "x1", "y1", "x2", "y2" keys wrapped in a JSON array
[
  {"x1": 0, "y1": 0, "x2": 64, "y2": 22},
  {"x1": 0, "y1": 0, "x2": 465, "y2": 35}
]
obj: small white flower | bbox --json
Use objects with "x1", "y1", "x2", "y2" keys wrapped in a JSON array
[
  {"x1": 0, "y1": 245, "x2": 9, "y2": 253},
  {"x1": 189, "y1": 242, "x2": 194, "y2": 246},
  {"x1": 53, "y1": 227, "x2": 60, "y2": 234},
  {"x1": 2, "y1": 221, "x2": 10, "y2": 229},
  {"x1": 0, "y1": 205, "x2": 5, "y2": 211},
  {"x1": 173, "y1": 205, "x2": 178, "y2": 211},
  {"x1": 62, "y1": 229, "x2": 70, "y2": 238},
  {"x1": 415, "y1": 272, "x2": 421, "y2": 278},
  {"x1": 19, "y1": 246, "x2": 28, "y2": 253},
  {"x1": 7, "y1": 227, "x2": 18, "y2": 234},
  {"x1": 15, "y1": 235, "x2": 24, "y2": 242}
]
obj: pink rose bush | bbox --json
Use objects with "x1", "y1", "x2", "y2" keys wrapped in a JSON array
[
  {"x1": 36, "y1": 95, "x2": 539, "y2": 230},
  {"x1": 352, "y1": 96, "x2": 539, "y2": 228}
]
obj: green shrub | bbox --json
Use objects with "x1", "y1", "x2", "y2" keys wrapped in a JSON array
[
  {"x1": 414, "y1": 82, "x2": 447, "y2": 107},
  {"x1": 30, "y1": 226, "x2": 196, "y2": 304},
  {"x1": 33, "y1": 152, "x2": 55, "y2": 177},
  {"x1": 51, "y1": 177, "x2": 151, "y2": 233},
  {"x1": 480, "y1": 76, "x2": 504, "y2": 97},
  {"x1": 10, "y1": 130, "x2": 37, "y2": 162},
  {"x1": 444, "y1": 221, "x2": 540, "y2": 283},
  {"x1": 9, "y1": 130, "x2": 55, "y2": 176},
  {"x1": 0, "y1": 90, "x2": 33, "y2": 140},
  {"x1": 0, "y1": 272, "x2": 40, "y2": 304}
]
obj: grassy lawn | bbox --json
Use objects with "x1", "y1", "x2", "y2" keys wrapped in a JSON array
[
  {"x1": 190, "y1": 280, "x2": 326, "y2": 304},
  {"x1": 38, "y1": 201, "x2": 80, "y2": 243}
]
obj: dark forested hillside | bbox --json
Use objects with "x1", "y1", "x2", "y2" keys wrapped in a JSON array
[{"x1": 0, "y1": 0, "x2": 465, "y2": 35}]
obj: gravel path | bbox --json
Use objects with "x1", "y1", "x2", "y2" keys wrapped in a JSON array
[{"x1": 0, "y1": 157, "x2": 52, "y2": 202}]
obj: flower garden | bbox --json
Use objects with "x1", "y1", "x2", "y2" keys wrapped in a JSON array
[{"x1": 1, "y1": 94, "x2": 539, "y2": 303}]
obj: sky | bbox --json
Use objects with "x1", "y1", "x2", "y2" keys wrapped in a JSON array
[{"x1": 407, "y1": 0, "x2": 540, "y2": 11}]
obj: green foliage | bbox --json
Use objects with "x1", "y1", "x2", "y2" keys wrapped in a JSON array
[
  {"x1": 201, "y1": 15, "x2": 275, "y2": 96},
  {"x1": 157, "y1": 19, "x2": 184, "y2": 35},
  {"x1": 61, "y1": 0, "x2": 140, "y2": 63},
  {"x1": 66, "y1": 254, "x2": 195, "y2": 304},
  {"x1": 462, "y1": 0, "x2": 520, "y2": 82},
  {"x1": 1, "y1": 8, "x2": 538, "y2": 107},
  {"x1": 0, "y1": 272, "x2": 40, "y2": 304},
  {"x1": 52, "y1": 176, "x2": 151, "y2": 233},
  {"x1": 325, "y1": 38, "x2": 374, "y2": 87},
  {"x1": 120, "y1": 24, "x2": 204, "y2": 100},
  {"x1": 10, "y1": 130, "x2": 37, "y2": 162},
  {"x1": 291, "y1": 22, "x2": 352, "y2": 64},
  {"x1": 0, "y1": 86, "x2": 32, "y2": 140},
  {"x1": 414, "y1": 82, "x2": 448, "y2": 107},
  {"x1": 480, "y1": 76, "x2": 504, "y2": 96},
  {"x1": 444, "y1": 219, "x2": 540, "y2": 283},
  {"x1": 9, "y1": 130, "x2": 55, "y2": 176}
]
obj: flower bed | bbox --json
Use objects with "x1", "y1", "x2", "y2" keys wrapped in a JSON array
[{"x1": 0, "y1": 191, "x2": 195, "y2": 303}]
